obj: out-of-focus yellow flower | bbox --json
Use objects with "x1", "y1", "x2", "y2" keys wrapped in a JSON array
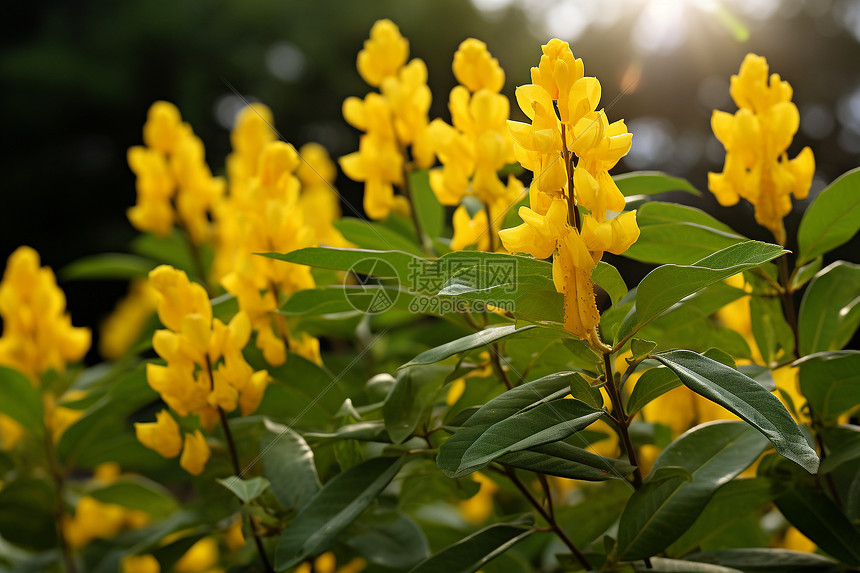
[
  {"x1": 179, "y1": 430, "x2": 211, "y2": 476},
  {"x1": 459, "y1": 472, "x2": 498, "y2": 524},
  {"x1": 217, "y1": 138, "x2": 322, "y2": 368},
  {"x1": 135, "y1": 409, "x2": 182, "y2": 458},
  {"x1": 122, "y1": 555, "x2": 161, "y2": 573},
  {"x1": 356, "y1": 19, "x2": 409, "y2": 88},
  {"x1": 779, "y1": 526, "x2": 816, "y2": 553},
  {"x1": 64, "y1": 496, "x2": 148, "y2": 549},
  {"x1": 0, "y1": 246, "x2": 90, "y2": 381},
  {"x1": 128, "y1": 101, "x2": 224, "y2": 244},
  {"x1": 44, "y1": 393, "x2": 84, "y2": 443},
  {"x1": 708, "y1": 54, "x2": 814, "y2": 244},
  {"x1": 99, "y1": 279, "x2": 158, "y2": 360},
  {"x1": 429, "y1": 39, "x2": 522, "y2": 252},
  {"x1": 499, "y1": 39, "x2": 638, "y2": 339},
  {"x1": 225, "y1": 517, "x2": 245, "y2": 552},
  {"x1": 297, "y1": 143, "x2": 349, "y2": 249},
  {"x1": 175, "y1": 537, "x2": 221, "y2": 573},
  {"x1": 341, "y1": 20, "x2": 433, "y2": 220},
  {"x1": 0, "y1": 414, "x2": 24, "y2": 450},
  {"x1": 294, "y1": 552, "x2": 367, "y2": 573},
  {"x1": 94, "y1": 462, "x2": 122, "y2": 483},
  {"x1": 445, "y1": 352, "x2": 493, "y2": 405},
  {"x1": 451, "y1": 206, "x2": 491, "y2": 251}
]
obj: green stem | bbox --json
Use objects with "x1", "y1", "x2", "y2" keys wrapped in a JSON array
[
  {"x1": 603, "y1": 352, "x2": 644, "y2": 489},
  {"x1": 776, "y1": 255, "x2": 800, "y2": 360},
  {"x1": 503, "y1": 466, "x2": 592, "y2": 571},
  {"x1": 45, "y1": 432, "x2": 77, "y2": 573}
]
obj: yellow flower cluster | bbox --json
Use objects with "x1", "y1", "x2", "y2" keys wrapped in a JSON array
[
  {"x1": 134, "y1": 265, "x2": 269, "y2": 474},
  {"x1": 0, "y1": 246, "x2": 90, "y2": 380},
  {"x1": 708, "y1": 54, "x2": 815, "y2": 244},
  {"x1": 122, "y1": 536, "x2": 226, "y2": 573},
  {"x1": 63, "y1": 495, "x2": 150, "y2": 549},
  {"x1": 217, "y1": 105, "x2": 326, "y2": 365},
  {"x1": 128, "y1": 101, "x2": 224, "y2": 243},
  {"x1": 340, "y1": 19, "x2": 435, "y2": 219},
  {"x1": 99, "y1": 279, "x2": 158, "y2": 360},
  {"x1": 294, "y1": 552, "x2": 366, "y2": 573},
  {"x1": 429, "y1": 39, "x2": 524, "y2": 251},
  {"x1": 499, "y1": 40, "x2": 639, "y2": 339}
]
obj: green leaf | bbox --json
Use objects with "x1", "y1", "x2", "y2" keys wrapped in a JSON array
[
  {"x1": 345, "y1": 511, "x2": 430, "y2": 569},
  {"x1": 88, "y1": 476, "x2": 179, "y2": 520},
  {"x1": 789, "y1": 256, "x2": 822, "y2": 291},
  {"x1": 335, "y1": 218, "x2": 424, "y2": 255},
  {"x1": 304, "y1": 421, "x2": 391, "y2": 443},
  {"x1": 798, "y1": 261, "x2": 860, "y2": 355},
  {"x1": 632, "y1": 557, "x2": 744, "y2": 572},
  {"x1": 498, "y1": 441, "x2": 634, "y2": 481},
  {"x1": 653, "y1": 350, "x2": 819, "y2": 473},
  {"x1": 613, "y1": 171, "x2": 700, "y2": 197},
  {"x1": 592, "y1": 261, "x2": 628, "y2": 307},
  {"x1": 0, "y1": 366, "x2": 43, "y2": 436},
  {"x1": 629, "y1": 339, "x2": 658, "y2": 365},
  {"x1": 749, "y1": 294, "x2": 795, "y2": 366},
  {"x1": 402, "y1": 325, "x2": 537, "y2": 368},
  {"x1": 617, "y1": 241, "x2": 787, "y2": 346},
  {"x1": 617, "y1": 421, "x2": 770, "y2": 560},
  {"x1": 216, "y1": 476, "x2": 270, "y2": 504},
  {"x1": 274, "y1": 456, "x2": 404, "y2": 570},
  {"x1": 261, "y1": 247, "x2": 426, "y2": 290},
  {"x1": 762, "y1": 456, "x2": 860, "y2": 566},
  {"x1": 686, "y1": 548, "x2": 841, "y2": 572},
  {"x1": 569, "y1": 372, "x2": 604, "y2": 410},
  {"x1": 0, "y1": 478, "x2": 56, "y2": 550},
  {"x1": 410, "y1": 169, "x2": 444, "y2": 241},
  {"x1": 61, "y1": 253, "x2": 157, "y2": 281},
  {"x1": 797, "y1": 350, "x2": 860, "y2": 422},
  {"x1": 384, "y1": 364, "x2": 452, "y2": 444},
  {"x1": 820, "y1": 428, "x2": 860, "y2": 474},
  {"x1": 626, "y1": 367, "x2": 681, "y2": 417},
  {"x1": 667, "y1": 478, "x2": 781, "y2": 556},
  {"x1": 406, "y1": 516, "x2": 534, "y2": 573},
  {"x1": 623, "y1": 202, "x2": 745, "y2": 265},
  {"x1": 442, "y1": 398, "x2": 603, "y2": 478},
  {"x1": 797, "y1": 167, "x2": 860, "y2": 265},
  {"x1": 260, "y1": 419, "x2": 321, "y2": 511}
]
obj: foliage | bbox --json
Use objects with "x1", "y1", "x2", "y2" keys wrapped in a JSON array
[{"x1": 0, "y1": 18, "x2": 858, "y2": 573}]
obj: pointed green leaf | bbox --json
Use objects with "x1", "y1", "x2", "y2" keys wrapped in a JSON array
[
  {"x1": 402, "y1": 325, "x2": 537, "y2": 368},
  {"x1": 613, "y1": 171, "x2": 700, "y2": 197},
  {"x1": 653, "y1": 350, "x2": 819, "y2": 473},
  {"x1": 346, "y1": 511, "x2": 430, "y2": 569},
  {"x1": 498, "y1": 441, "x2": 634, "y2": 481},
  {"x1": 88, "y1": 476, "x2": 179, "y2": 520},
  {"x1": 617, "y1": 421, "x2": 770, "y2": 560},
  {"x1": 217, "y1": 476, "x2": 270, "y2": 503},
  {"x1": 686, "y1": 548, "x2": 841, "y2": 572},
  {"x1": 798, "y1": 262, "x2": 860, "y2": 355},
  {"x1": 335, "y1": 218, "x2": 424, "y2": 255},
  {"x1": 274, "y1": 456, "x2": 404, "y2": 570},
  {"x1": 749, "y1": 294, "x2": 795, "y2": 366},
  {"x1": 820, "y1": 427, "x2": 860, "y2": 474},
  {"x1": 626, "y1": 367, "x2": 681, "y2": 417},
  {"x1": 617, "y1": 241, "x2": 787, "y2": 345},
  {"x1": 797, "y1": 167, "x2": 860, "y2": 265},
  {"x1": 624, "y1": 202, "x2": 745, "y2": 264},
  {"x1": 0, "y1": 366, "x2": 43, "y2": 436},
  {"x1": 461, "y1": 371, "x2": 582, "y2": 427},
  {"x1": 592, "y1": 261, "x2": 628, "y2": 307},
  {"x1": 632, "y1": 557, "x2": 744, "y2": 572},
  {"x1": 798, "y1": 350, "x2": 860, "y2": 421},
  {"x1": 304, "y1": 421, "x2": 390, "y2": 443},
  {"x1": 789, "y1": 256, "x2": 822, "y2": 291},
  {"x1": 61, "y1": 253, "x2": 156, "y2": 281},
  {"x1": 407, "y1": 516, "x2": 534, "y2": 573},
  {"x1": 384, "y1": 364, "x2": 451, "y2": 444},
  {"x1": 260, "y1": 419, "x2": 321, "y2": 511}
]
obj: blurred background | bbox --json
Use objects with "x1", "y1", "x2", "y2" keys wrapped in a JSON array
[{"x1": 2, "y1": 0, "x2": 859, "y2": 352}]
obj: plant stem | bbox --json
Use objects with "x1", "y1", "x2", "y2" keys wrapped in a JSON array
[
  {"x1": 776, "y1": 255, "x2": 800, "y2": 360},
  {"x1": 489, "y1": 344, "x2": 514, "y2": 390},
  {"x1": 399, "y1": 161, "x2": 432, "y2": 256},
  {"x1": 503, "y1": 466, "x2": 592, "y2": 571},
  {"x1": 45, "y1": 432, "x2": 77, "y2": 573},
  {"x1": 560, "y1": 125, "x2": 581, "y2": 232},
  {"x1": 602, "y1": 352, "x2": 644, "y2": 489},
  {"x1": 206, "y1": 358, "x2": 274, "y2": 573},
  {"x1": 482, "y1": 199, "x2": 497, "y2": 253}
]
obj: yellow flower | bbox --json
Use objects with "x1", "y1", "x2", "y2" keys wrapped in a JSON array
[
  {"x1": 459, "y1": 472, "x2": 498, "y2": 524},
  {"x1": 63, "y1": 496, "x2": 135, "y2": 549},
  {"x1": 225, "y1": 517, "x2": 245, "y2": 552},
  {"x1": 499, "y1": 40, "x2": 638, "y2": 339},
  {"x1": 179, "y1": 430, "x2": 211, "y2": 476},
  {"x1": 452, "y1": 38, "x2": 505, "y2": 93},
  {"x1": 0, "y1": 414, "x2": 24, "y2": 450},
  {"x1": 99, "y1": 279, "x2": 158, "y2": 360},
  {"x1": 708, "y1": 54, "x2": 815, "y2": 244},
  {"x1": 779, "y1": 526, "x2": 816, "y2": 553},
  {"x1": 356, "y1": 19, "x2": 409, "y2": 87},
  {"x1": 0, "y1": 246, "x2": 91, "y2": 380},
  {"x1": 135, "y1": 409, "x2": 182, "y2": 458},
  {"x1": 451, "y1": 206, "x2": 491, "y2": 251},
  {"x1": 175, "y1": 537, "x2": 220, "y2": 573},
  {"x1": 294, "y1": 552, "x2": 366, "y2": 573},
  {"x1": 122, "y1": 555, "x2": 161, "y2": 573}
]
